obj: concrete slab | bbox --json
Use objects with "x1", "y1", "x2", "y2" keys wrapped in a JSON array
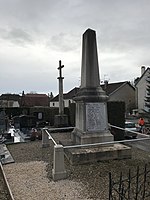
[
  {"x1": 0, "y1": 144, "x2": 14, "y2": 164},
  {"x1": 64, "y1": 144, "x2": 131, "y2": 165}
]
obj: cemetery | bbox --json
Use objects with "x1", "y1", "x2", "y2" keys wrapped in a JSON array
[{"x1": 0, "y1": 29, "x2": 150, "y2": 199}]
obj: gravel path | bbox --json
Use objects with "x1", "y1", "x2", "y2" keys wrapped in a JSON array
[
  {"x1": 4, "y1": 161, "x2": 86, "y2": 200},
  {"x1": 1, "y1": 132, "x2": 150, "y2": 200}
]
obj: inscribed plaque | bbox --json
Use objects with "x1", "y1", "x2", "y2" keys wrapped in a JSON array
[{"x1": 86, "y1": 103, "x2": 107, "y2": 131}]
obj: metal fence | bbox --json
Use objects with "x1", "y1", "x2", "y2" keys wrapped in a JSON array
[{"x1": 109, "y1": 164, "x2": 150, "y2": 200}]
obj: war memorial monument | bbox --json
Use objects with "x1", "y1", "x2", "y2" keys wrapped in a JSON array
[{"x1": 65, "y1": 29, "x2": 131, "y2": 165}]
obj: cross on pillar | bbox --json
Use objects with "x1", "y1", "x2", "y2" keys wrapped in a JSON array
[
  {"x1": 58, "y1": 60, "x2": 64, "y2": 79},
  {"x1": 57, "y1": 60, "x2": 64, "y2": 115},
  {"x1": 54, "y1": 60, "x2": 68, "y2": 127}
]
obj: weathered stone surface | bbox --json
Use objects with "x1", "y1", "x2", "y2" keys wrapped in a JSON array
[
  {"x1": 52, "y1": 145, "x2": 67, "y2": 181},
  {"x1": 86, "y1": 103, "x2": 107, "y2": 131},
  {"x1": 81, "y1": 29, "x2": 100, "y2": 88},
  {"x1": 65, "y1": 144, "x2": 131, "y2": 165},
  {"x1": 74, "y1": 29, "x2": 107, "y2": 101},
  {"x1": 54, "y1": 114, "x2": 68, "y2": 128},
  {"x1": 71, "y1": 129, "x2": 114, "y2": 144}
]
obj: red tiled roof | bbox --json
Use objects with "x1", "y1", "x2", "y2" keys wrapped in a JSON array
[
  {"x1": 21, "y1": 94, "x2": 49, "y2": 107},
  {"x1": 25, "y1": 94, "x2": 48, "y2": 97}
]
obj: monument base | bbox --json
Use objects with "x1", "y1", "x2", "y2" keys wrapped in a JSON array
[
  {"x1": 64, "y1": 144, "x2": 131, "y2": 165},
  {"x1": 54, "y1": 114, "x2": 68, "y2": 128},
  {"x1": 71, "y1": 128, "x2": 114, "y2": 145}
]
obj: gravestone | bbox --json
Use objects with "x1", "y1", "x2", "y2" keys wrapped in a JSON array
[
  {"x1": 71, "y1": 29, "x2": 113, "y2": 144},
  {"x1": 0, "y1": 111, "x2": 6, "y2": 131}
]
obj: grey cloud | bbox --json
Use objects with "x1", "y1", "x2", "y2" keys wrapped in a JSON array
[
  {"x1": 99, "y1": 26, "x2": 150, "y2": 55},
  {"x1": 93, "y1": 1, "x2": 150, "y2": 53},
  {"x1": 0, "y1": 28, "x2": 33, "y2": 45},
  {"x1": 47, "y1": 33, "x2": 80, "y2": 52},
  {"x1": 0, "y1": 0, "x2": 65, "y2": 34}
]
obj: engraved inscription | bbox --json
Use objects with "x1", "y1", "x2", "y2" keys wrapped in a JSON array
[{"x1": 86, "y1": 103, "x2": 107, "y2": 131}]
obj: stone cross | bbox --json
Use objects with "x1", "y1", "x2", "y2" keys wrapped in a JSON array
[
  {"x1": 58, "y1": 60, "x2": 64, "y2": 78},
  {"x1": 57, "y1": 60, "x2": 64, "y2": 115}
]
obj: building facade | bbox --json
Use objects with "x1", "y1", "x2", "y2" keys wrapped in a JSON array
[
  {"x1": 102, "y1": 81, "x2": 135, "y2": 114},
  {"x1": 135, "y1": 66, "x2": 150, "y2": 113}
]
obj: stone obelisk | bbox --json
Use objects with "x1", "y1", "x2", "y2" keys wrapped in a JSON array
[{"x1": 72, "y1": 29, "x2": 114, "y2": 144}]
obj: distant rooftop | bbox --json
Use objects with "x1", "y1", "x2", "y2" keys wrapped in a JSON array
[{"x1": 51, "y1": 81, "x2": 134, "y2": 101}]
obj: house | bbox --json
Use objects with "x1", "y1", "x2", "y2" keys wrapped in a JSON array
[
  {"x1": 50, "y1": 87, "x2": 79, "y2": 107},
  {"x1": 101, "y1": 81, "x2": 135, "y2": 114},
  {"x1": 135, "y1": 66, "x2": 150, "y2": 113},
  {"x1": 0, "y1": 94, "x2": 21, "y2": 107},
  {"x1": 50, "y1": 82, "x2": 135, "y2": 114},
  {"x1": 21, "y1": 93, "x2": 49, "y2": 107}
]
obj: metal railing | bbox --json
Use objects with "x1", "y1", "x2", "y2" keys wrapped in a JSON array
[
  {"x1": 110, "y1": 124, "x2": 150, "y2": 138},
  {"x1": 42, "y1": 125, "x2": 150, "y2": 182},
  {"x1": 42, "y1": 125, "x2": 150, "y2": 149},
  {"x1": 63, "y1": 137, "x2": 150, "y2": 149},
  {"x1": 42, "y1": 128, "x2": 67, "y2": 181},
  {"x1": 44, "y1": 129, "x2": 57, "y2": 146},
  {"x1": 64, "y1": 124, "x2": 150, "y2": 149},
  {"x1": 109, "y1": 164, "x2": 150, "y2": 199}
]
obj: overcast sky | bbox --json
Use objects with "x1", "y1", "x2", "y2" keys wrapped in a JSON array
[{"x1": 0, "y1": 0, "x2": 150, "y2": 96}]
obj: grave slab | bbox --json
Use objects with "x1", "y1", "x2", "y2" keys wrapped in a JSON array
[{"x1": 64, "y1": 144, "x2": 131, "y2": 165}]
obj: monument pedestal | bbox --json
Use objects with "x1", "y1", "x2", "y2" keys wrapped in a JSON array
[
  {"x1": 72, "y1": 99, "x2": 114, "y2": 145},
  {"x1": 54, "y1": 114, "x2": 68, "y2": 128},
  {"x1": 72, "y1": 128, "x2": 113, "y2": 145}
]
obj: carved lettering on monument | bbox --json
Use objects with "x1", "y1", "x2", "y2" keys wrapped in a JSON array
[{"x1": 86, "y1": 103, "x2": 107, "y2": 131}]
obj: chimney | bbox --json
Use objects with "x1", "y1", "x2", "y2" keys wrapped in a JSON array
[
  {"x1": 141, "y1": 66, "x2": 145, "y2": 76},
  {"x1": 104, "y1": 80, "x2": 108, "y2": 90}
]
